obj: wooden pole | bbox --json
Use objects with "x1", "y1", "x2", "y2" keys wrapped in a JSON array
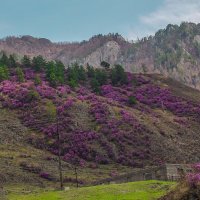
[
  {"x1": 75, "y1": 167, "x2": 79, "y2": 188},
  {"x1": 56, "y1": 111, "x2": 63, "y2": 190}
]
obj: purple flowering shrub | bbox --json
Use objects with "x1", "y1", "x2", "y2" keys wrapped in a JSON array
[
  {"x1": 89, "y1": 95, "x2": 152, "y2": 167},
  {"x1": 0, "y1": 75, "x2": 112, "y2": 166},
  {"x1": 39, "y1": 172, "x2": 53, "y2": 180},
  {"x1": 134, "y1": 84, "x2": 200, "y2": 119},
  {"x1": 1, "y1": 68, "x2": 200, "y2": 168},
  {"x1": 186, "y1": 164, "x2": 200, "y2": 186},
  {"x1": 127, "y1": 73, "x2": 151, "y2": 86},
  {"x1": 101, "y1": 85, "x2": 130, "y2": 104}
]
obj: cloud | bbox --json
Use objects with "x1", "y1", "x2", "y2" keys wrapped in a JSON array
[
  {"x1": 140, "y1": 0, "x2": 200, "y2": 27},
  {"x1": 126, "y1": 27, "x2": 154, "y2": 41},
  {"x1": 126, "y1": 0, "x2": 200, "y2": 41}
]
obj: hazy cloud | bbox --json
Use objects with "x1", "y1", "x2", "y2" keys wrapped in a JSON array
[
  {"x1": 127, "y1": 27, "x2": 154, "y2": 41},
  {"x1": 140, "y1": 0, "x2": 200, "y2": 27},
  {"x1": 127, "y1": 0, "x2": 200, "y2": 41}
]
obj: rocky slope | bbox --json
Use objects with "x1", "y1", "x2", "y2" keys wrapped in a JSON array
[{"x1": 1, "y1": 22, "x2": 200, "y2": 90}]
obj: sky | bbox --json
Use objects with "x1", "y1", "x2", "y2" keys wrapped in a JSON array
[{"x1": 0, "y1": 0, "x2": 200, "y2": 42}]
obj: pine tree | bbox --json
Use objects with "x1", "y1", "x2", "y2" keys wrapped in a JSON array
[
  {"x1": 22, "y1": 55, "x2": 31, "y2": 68},
  {"x1": 86, "y1": 64, "x2": 95, "y2": 78},
  {"x1": 55, "y1": 61, "x2": 65, "y2": 84},
  {"x1": 100, "y1": 61, "x2": 110, "y2": 69},
  {"x1": 0, "y1": 53, "x2": 9, "y2": 66},
  {"x1": 8, "y1": 55, "x2": 17, "y2": 68},
  {"x1": 111, "y1": 64, "x2": 127, "y2": 85},
  {"x1": 46, "y1": 61, "x2": 57, "y2": 86},
  {"x1": 90, "y1": 78, "x2": 100, "y2": 94},
  {"x1": 16, "y1": 67, "x2": 25, "y2": 82},
  {"x1": 32, "y1": 55, "x2": 46, "y2": 72},
  {"x1": 0, "y1": 65, "x2": 9, "y2": 81},
  {"x1": 95, "y1": 69, "x2": 107, "y2": 85},
  {"x1": 34, "y1": 75, "x2": 42, "y2": 85}
]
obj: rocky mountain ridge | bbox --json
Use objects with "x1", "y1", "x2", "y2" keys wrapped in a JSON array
[{"x1": 1, "y1": 22, "x2": 200, "y2": 89}]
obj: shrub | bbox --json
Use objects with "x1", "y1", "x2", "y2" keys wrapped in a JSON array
[
  {"x1": 90, "y1": 78, "x2": 100, "y2": 94},
  {"x1": 69, "y1": 78, "x2": 78, "y2": 88},
  {"x1": 27, "y1": 89, "x2": 40, "y2": 102},
  {"x1": 34, "y1": 75, "x2": 42, "y2": 85},
  {"x1": 111, "y1": 64, "x2": 128, "y2": 85},
  {"x1": 39, "y1": 172, "x2": 52, "y2": 180},
  {"x1": 32, "y1": 55, "x2": 46, "y2": 72},
  {"x1": 100, "y1": 61, "x2": 110, "y2": 69},
  {"x1": 16, "y1": 67, "x2": 25, "y2": 82},
  {"x1": 0, "y1": 65, "x2": 9, "y2": 81},
  {"x1": 128, "y1": 96, "x2": 137, "y2": 105},
  {"x1": 21, "y1": 55, "x2": 31, "y2": 68}
]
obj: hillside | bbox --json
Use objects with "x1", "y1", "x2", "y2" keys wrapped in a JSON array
[
  {"x1": 1, "y1": 22, "x2": 200, "y2": 90},
  {"x1": 0, "y1": 60, "x2": 200, "y2": 187}
]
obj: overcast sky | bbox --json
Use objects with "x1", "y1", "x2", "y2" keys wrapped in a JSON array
[{"x1": 0, "y1": 0, "x2": 200, "y2": 42}]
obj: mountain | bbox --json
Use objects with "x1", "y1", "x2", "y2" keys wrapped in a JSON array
[
  {"x1": 1, "y1": 63, "x2": 200, "y2": 186},
  {"x1": 1, "y1": 22, "x2": 200, "y2": 90}
]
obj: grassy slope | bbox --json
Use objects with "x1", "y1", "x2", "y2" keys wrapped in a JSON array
[
  {"x1": 0, "y1": 106, "x2": 134, "y2": 187},
  {"x1": 7, "y1": 181, "x2": 176, "y2": 200}
]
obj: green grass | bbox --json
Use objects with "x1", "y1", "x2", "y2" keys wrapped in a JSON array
[{"x1": 8, "y1": 180, "x2": 175, "y2": 200}]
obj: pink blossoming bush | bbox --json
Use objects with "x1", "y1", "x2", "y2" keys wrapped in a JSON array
[
  {"x1": 39, "y1": 172, "x2": 53, "y2": 180},
  {"x1": 89, "y1": 95, "x2": 152, "y2": 166},
  {"x1": 187, "y1": 164, "x2": 200, "y2": 186},
  {"x1": 1, "y1": 67, "x2": 200, "y2": 168},
  {"x1": 36, "y1": 83, "x2": 57, "y2": 99},
  {"x1": 134, "y1": 84, "x2": 200, "y2": 119},
  {"x1": 24, "y1": 69, "x2": 35, "y2": 80},
  {"x1": 101, "y1": 84, "x2": 129, "y2": 104}
]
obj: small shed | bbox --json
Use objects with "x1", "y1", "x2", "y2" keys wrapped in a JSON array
[
  {"x1": 164, "y1": 164, "x2": 192, "y2": 181},
  {"x1": 93, "y1": 163, "x2": 193, "y2": 185}
]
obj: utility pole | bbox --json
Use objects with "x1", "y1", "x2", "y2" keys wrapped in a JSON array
[
  {"x1": 161, "y1": 100, "x2": 165, "y2": 113},
  {"x1": 74, "y1": 166, "x2": 79, "y2": 188},
  {"x1": 56, "y1": 111, "x2": 64, "y2": 190}
]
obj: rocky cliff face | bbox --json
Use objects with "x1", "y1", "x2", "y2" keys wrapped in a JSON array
[
  {"x1": 84, "y1": 41, "x2": 120, "y2": 67},
  {"x1": 1, "y1": 23, "x2": 200, "y2": 90}
]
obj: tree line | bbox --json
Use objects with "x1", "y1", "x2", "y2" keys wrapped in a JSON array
[{"x1": 0, "y1": 53, "x2": 128, "y2": 92}]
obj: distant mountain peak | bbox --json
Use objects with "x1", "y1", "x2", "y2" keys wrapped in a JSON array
[{"x1": 1, "y1": 22, "x2": 200, "y2": 90}]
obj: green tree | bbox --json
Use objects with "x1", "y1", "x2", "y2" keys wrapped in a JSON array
[
  {"x1": 86, "y1": 64, "x2": 95, "y2": 78},
  {"x1": 22, "y1": 55, "x2": 31, "y2": 68},
  {"x1": 0, "y1": 53, "x2": 9, "y2": 66},
  {"x1": 0, "y1": 65, "x2": 9, "y2": 81},
  {"x1": 46, "y1": 61, "x2": 65, "y2": 86},
  {"x1": 16, "y1": 67, "x2": 25, "y2": 82},
  {"x1": 8, "y1": 55, "x2": 17, "y2": 68},
  {"x1": 55, "y1": 61, "x2": 65, "y2": 84},
  {"x1": 95, "y1": 69, "x2": 107, "y2": 85},
  {"x1": 26, "y1": 89, "x2": 40, "y2": 102},
  {"x1": 78, "y1": 65, "x2": 86, "y2": 81},
  {"x1": 32, "y1": 55, "x2": 46, "y2": 72},
  {"x1": 46, "y1": 61, "x2": 57, "y2": 87},
  {"x1": 67, "y1": 63, "x2": 86, "y2": 87},
  {"x1": 111, "y1": 64, "x2": 127, "y2": 85},
  {"x1": 45, "y1": 100, "x2": 57, "y2": 120},
  {"x1": 128, "y1": 96, "x2": 137, "y2": 105},
  {"x1": 34, "y1": 75, "x2": 42, "y2": 85},
  {"x1": 90, "y1": 78, "x2": 100, "y2": 94},
  {"x1": 100, "y1": 61, "x2": 110, "y2": 69},
  {"x1": 68, "y1": 78, "x2": 78, "y2": 88}
]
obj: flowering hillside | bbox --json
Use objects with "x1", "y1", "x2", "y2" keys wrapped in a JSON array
[{"x1": 0, "y1": 59, "x2": 200, "y2": 172}]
